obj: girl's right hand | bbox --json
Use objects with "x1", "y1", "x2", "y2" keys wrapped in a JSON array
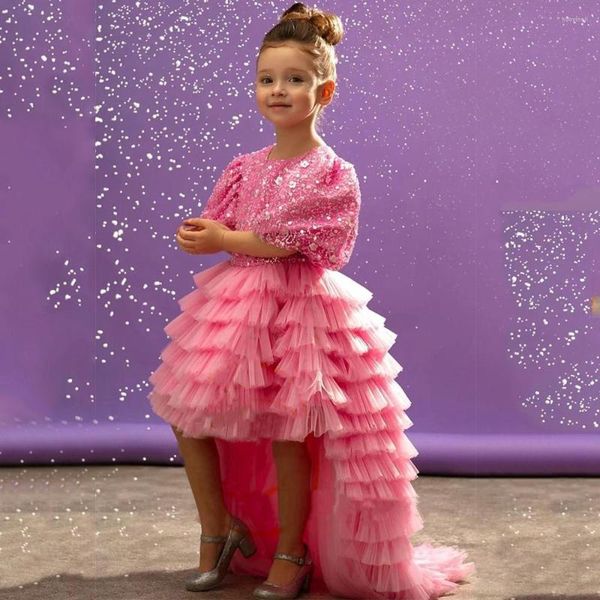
[
  {"x1": 176, "y1": 220, "x2": 232, "y2": 254},
  {"x1": 176, "y1": 223, "x2": 202, "y2": 254}
]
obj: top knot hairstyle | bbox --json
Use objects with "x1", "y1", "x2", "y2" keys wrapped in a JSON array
[
  {"x1": 277, "y1": 2, "x2": 344, "y2": 47},
  {"x1": 257, "y1": 3, "x2": 345, "y2": 125}
]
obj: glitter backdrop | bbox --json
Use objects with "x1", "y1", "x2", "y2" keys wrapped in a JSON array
[{"x1": 0, "y1": 1, "x2": 598, "y2": 470}]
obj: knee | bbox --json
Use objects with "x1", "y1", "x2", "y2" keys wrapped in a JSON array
[{"x1": 171, "y1": 425, "x2": 211, "y2": 440}]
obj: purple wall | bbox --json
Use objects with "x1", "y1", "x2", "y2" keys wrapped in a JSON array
[{"x1": 1, "y1": 2, "x2": 598, "y2": 473}]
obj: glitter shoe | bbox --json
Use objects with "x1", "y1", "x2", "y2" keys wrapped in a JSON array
[
  {"x1": 252, "y1": 542, "x2": 313, "y2": 599},
  {"x1": 185, "y1": 515, "x2": 257, "y2": 592}
]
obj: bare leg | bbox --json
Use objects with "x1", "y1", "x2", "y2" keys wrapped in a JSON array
[
  {"x1": 171, "y1": 425, "x2": 233, "y2": 572},
  {"x1": 265, "y1": 439, "x2": 312, "y2": 586}
]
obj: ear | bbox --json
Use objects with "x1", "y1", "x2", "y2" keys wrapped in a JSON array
[{"x1": 319, "y1": 80, "x2": 336, "y2": 106}]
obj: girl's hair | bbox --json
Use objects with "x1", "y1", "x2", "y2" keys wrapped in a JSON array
[{"x1": 257, "y1": 3, "x2": 345, "y2": 129}]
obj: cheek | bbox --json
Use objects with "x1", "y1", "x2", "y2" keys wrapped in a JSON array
[{"x1": 297, "y1": 93, "x2": 314, "y2": 107}]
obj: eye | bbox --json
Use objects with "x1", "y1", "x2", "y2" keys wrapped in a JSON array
[{"x1": 257, "y1": 76, "x2": 304, "y2": 84}]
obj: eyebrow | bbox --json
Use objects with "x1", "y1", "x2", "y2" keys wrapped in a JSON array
[{"x1": 257, "y1": 68, "x2": 310, "y2": 75}]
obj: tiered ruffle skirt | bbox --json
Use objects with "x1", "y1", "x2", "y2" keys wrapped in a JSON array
[{"x1": 148, "y1": 259, "x2": 475, "y2": 599}]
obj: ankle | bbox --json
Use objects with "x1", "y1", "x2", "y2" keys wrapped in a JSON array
[
  {"x1": 201, "y1": 512, "x2": 233, "y2": 536},
  {"x1": 275, "y1": 540, "x2": 306, "y2": 557}
]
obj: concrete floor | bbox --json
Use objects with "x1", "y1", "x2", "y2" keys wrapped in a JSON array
[{"x1": 0, "y1": 466, "x2": 598, "y2": 599}]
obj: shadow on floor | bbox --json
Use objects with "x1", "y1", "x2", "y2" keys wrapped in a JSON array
[
  {"x1": 0, "y1": 570, "x2": 333, "y2": 600},
  {"x1": 508, "y1": 596, "x2": 600, "y2": 600}
]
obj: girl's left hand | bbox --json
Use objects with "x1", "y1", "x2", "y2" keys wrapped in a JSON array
[{"x1": 178, "y1": 218, "x2": 231, "y2": 254}]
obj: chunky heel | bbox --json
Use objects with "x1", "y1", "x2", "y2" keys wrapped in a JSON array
[
  {"x1": 239, "y1": 533, "x2": 257, "y2": 558},
  {"x1": 185, "y1": 514, "x2": 256, "y2": 592}
]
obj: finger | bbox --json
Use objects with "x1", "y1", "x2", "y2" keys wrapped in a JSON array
[
  {"x1": 176, "y1": 233, "x2": 195, "y2": 249},
  {"x1": 180, "y1": 229, "x2": 206, "y2": 244},
  {"x1": 178, "y1": 229, "x2": 200, "y2": 241},
  {"x1": 183, "y1": 218, "x2": 207, "y2": 226}
]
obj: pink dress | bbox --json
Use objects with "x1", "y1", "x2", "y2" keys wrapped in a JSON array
[{"x1": 148, "y1": 143, "x2": 476, "y2": 599}]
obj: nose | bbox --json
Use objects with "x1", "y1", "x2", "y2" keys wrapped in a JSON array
[{"x1": 271, "y1": 80, "x2": 286, "y2": 95}]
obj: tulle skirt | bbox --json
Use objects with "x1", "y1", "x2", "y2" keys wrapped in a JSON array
[{"x1": 147, "y1": 258, "x2": 475, "y2": 599}]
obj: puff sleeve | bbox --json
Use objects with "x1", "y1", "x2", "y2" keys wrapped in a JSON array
[
  {"x1": 198, "y1": 155, "x2": 243, "y2": 229},
  {"x1": 256, "y1": 160, "x2": 361, "y2": 271}
]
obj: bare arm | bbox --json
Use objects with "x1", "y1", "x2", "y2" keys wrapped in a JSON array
[{"x1": 221, "y1": 230, "x2": 297, "y2": 258}]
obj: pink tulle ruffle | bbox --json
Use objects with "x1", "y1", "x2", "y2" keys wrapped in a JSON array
[{"x1": 148, "y1": 260, "x2": 475, "y2": 599}]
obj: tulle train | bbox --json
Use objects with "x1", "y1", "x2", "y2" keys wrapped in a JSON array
[{"x1": 148, "y1": 259, "x2": 475, "y2": 599}]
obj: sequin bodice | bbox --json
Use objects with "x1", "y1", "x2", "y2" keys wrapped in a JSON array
[{"x1": 199, "y1": 143, "x2": 361, "y2": 271}]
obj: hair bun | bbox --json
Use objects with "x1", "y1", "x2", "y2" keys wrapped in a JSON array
[{"x1": 280, "y1": 3, "x2": 344, "y2": 46}]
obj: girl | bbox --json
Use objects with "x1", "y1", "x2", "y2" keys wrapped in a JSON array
[{"x1": 148, "y1": 3, "x2": 476, "y2": 599}]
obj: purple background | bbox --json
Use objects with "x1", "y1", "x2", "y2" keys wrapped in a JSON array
[{"x1": 1, "y1": 2, "x2": 598, "y2": 473}]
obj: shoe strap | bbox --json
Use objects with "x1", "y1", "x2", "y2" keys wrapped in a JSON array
[
  {"x1": 200, "y1": 515, "x2": 239, "y2": 544},
  {"x1": 273, "y1": 544, "x2": 310, "y2": 566},
  {"x1": 273, "y1": 551, "x2": 306, "y2": 565},
  {"x1": 200, "y1": 533, "x2": 228, "y2": 543}
]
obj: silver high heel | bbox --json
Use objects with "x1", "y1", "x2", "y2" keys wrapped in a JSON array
[
  {"x1": 252, "y1": 542, "x2": 313, "y2": 599},
  {"x1": 185, "y1": 515, "x2": 257, "y2": 592}
]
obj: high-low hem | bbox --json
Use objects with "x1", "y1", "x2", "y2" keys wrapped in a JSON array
[{"x1": 148, "y1": 259, "x2": 475, "y2": 599}]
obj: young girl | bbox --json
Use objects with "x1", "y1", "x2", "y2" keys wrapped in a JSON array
[{"x1": 148, "y1": 3, "x2": 476, "y2": 599}]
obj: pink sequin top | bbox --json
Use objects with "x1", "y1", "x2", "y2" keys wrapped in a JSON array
[{"x1": 199, "y1": 143, "x2": 361, "y2": 271}]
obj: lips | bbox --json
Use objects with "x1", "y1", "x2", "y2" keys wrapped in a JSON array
[{"x1": 270, "y1": 104, "x2": 291, "y2": 107}]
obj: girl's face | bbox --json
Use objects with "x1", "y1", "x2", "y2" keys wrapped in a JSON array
[{"x1": 255, "y1": 43, "x2": 333, "y2": 128}]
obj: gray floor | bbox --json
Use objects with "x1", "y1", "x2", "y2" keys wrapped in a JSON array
[{"x1": 0, "y1": 466, "x2": 598, "y2": 599}]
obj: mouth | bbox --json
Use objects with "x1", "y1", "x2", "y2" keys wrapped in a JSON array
[{"x1": 270, "y1": 104, "x2": 291, "y2": 108}]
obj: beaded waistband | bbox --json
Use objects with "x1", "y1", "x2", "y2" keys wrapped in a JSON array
[{"x1": 228, "y1": 253, "x2": 309, "y2": 268}]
